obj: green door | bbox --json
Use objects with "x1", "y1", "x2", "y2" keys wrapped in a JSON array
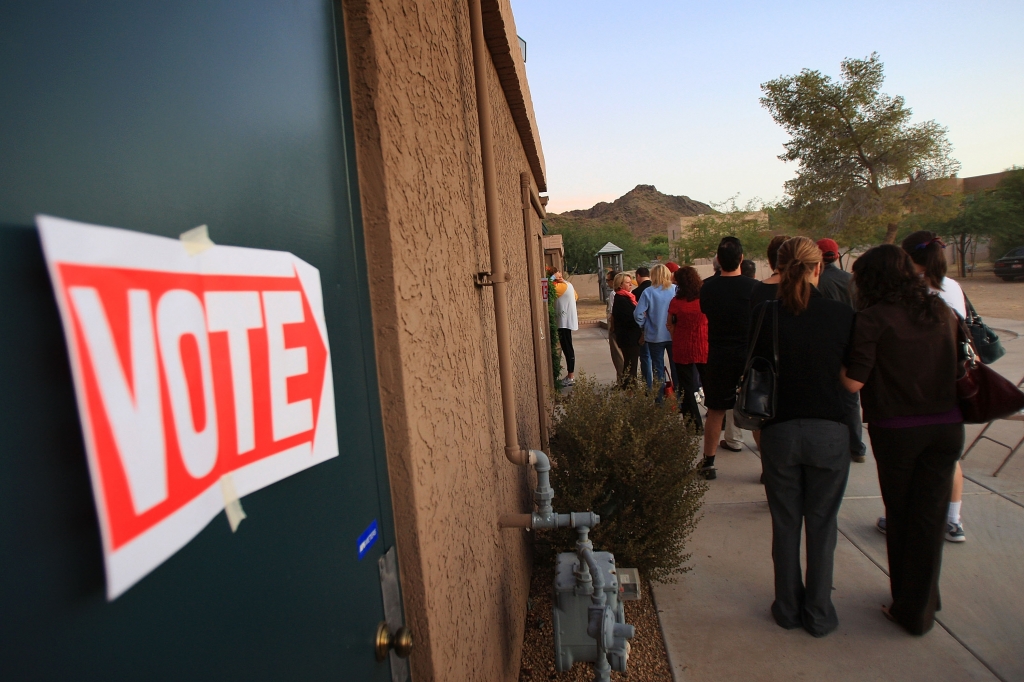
[{"x1": 0, "y1": 2, "x2": 402, "y2": 680}]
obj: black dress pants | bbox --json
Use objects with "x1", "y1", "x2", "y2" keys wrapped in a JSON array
[
  {"x1": 557, "y1": 328, "x2": 575, "y2": 374},
  {"x1": 616, "y1": 336, "x2": 640, "y2": 388},
  {"x1": 869, "y1": 422, "x2": 964, "y2": 635},
  {"x1": 674, "y1": 362, "x2": 705, "y2": 431},
  {"x1": 761, "y1": 419, "x2": 850, "y2": 637}
]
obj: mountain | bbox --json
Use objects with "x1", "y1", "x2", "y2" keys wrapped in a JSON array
[{"x1": 548, "y1": 184, "x2": 714, "y2": 239}]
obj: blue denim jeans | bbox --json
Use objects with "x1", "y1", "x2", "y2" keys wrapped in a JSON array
[
  {"x1": 646, "y1": 341, "x2": 679, "y2": 403},
  {"x1": 639, "y1": 342, "x2": 652, "y2": 388}
]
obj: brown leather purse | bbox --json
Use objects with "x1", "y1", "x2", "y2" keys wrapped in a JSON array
[{"x1": 956, "y1": 319, "x2": 1024, "y2": 423}]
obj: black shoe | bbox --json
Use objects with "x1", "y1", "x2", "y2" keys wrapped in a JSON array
[
  {"x1": 700, "y1": 459, "x2": 717, "y2": 480},
  {"x1": 852, "y1": 452, "x2": 866, "y2": 463},
  {"x1": 720, "y1": 440, "x2": 742, "y2": 453}
]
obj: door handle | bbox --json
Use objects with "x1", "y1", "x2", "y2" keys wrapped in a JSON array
[{"x1": 375, "y1": 622, "x2": 413, "y2": 661}]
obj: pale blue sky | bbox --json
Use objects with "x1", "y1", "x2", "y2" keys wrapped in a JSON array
[{"x1": 511, "y1": 0, "x2": 1024, "y2": 213}]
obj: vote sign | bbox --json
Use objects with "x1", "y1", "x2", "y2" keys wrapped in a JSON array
[{"x1": 38, "y1": 216, "x2": 339, "y2": 599}]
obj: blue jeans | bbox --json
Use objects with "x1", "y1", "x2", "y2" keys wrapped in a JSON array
[
  {"x1": 646, "y1": 341, "x2": 679, "y2": 403},
  {"x1": 639, "y1": 342, "x2": 652, "y2": 388}
]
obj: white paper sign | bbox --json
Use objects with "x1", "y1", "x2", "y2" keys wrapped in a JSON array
[{"x1": 37, "y1": 216, "x2": 339, "y2": 599}]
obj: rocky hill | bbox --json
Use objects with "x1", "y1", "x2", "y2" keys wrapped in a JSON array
[{"x1": 548, "y1": 184, "x2": 714, "y2": 239}]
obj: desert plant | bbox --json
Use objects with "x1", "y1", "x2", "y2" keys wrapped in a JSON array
[
  {"x1": 548, "y1": 285, "x2": 562, "y2": 387},
  {"x1": 545, "y1": 375, "x2": 707, "y2": 582}
]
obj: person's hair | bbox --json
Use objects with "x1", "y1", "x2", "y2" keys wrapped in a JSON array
[
  {"x1": 717, "y1": 237, "x2": 743, "y2": 272},
  {"x1": 612, "y1": 272, "x2": 632, "y2": 291},
  {"x1": 635, "y1": 266, "x2": 650, "y2": 278},
  {"x1": 766, "y1": 235, "x2": 789, "y2": 271},
  {"x1": 901, "y1": 230, "x2": 947, "y2": 290},
  {"x1": 741, "y1": 260, "x2": 757, "y2": 278},
  {"x1": 650, "y1": 264, "x2": 672, "y2": 289},
  {"x1": 605, "y1": 269, "x2": 618, "y2": 281},
  {"x1": 852, "y1": 244, "x2": 946, "y2": 323},
  {"x1": 673, "y1": 266, "x2": 702, "y2": 301},
  {"x1": 776, "y1": 236, "x2": 821, "y2": 314}
]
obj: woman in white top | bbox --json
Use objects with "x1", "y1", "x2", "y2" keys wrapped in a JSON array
[
  {"x1": 552, "y1": 272, "x2": 579, "y2": 386},
  {"x1": 895, "y1": 231, "x2": 968, "y2": 543}
]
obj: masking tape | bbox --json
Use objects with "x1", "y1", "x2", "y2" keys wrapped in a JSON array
[
  {"x1": 179, "y1": 224, "x2": 215, "y2": 256},
  {"x1": 220, "y1": 473, "x2": 247, "y2": 532}
]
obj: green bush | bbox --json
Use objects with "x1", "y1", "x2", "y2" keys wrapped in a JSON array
[
  {"x1": 548, "y1": 286, "x2": 562, "y2": 387},
  {"x1": 546, "y1": 375, "x2": 707, "y2": 582}
]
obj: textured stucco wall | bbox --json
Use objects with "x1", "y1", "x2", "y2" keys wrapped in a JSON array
[{"x1": 342, "y1": 1, "x2": 547, "y2": 680}]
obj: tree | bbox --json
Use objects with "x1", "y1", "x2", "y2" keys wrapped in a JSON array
[
  {"x1": 673, "y1": 197, "x2": 774, "y2": 264},
  {"x1": 760, "y1": 53, "x2": 960, "y2": 245},
  {"x1": 905, "y1": 168, "x2": 1024, "y2": 276},
  {"x1": 984, "y1": 167, "x2": 1024, "y2": 258},
  {"x1": 543, "y1": 219, "x2": 656, "y2": 273}
]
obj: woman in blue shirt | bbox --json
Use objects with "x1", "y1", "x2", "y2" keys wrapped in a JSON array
[{"x1": 634, "y1": 264, "x2": 678, "y2": 402}]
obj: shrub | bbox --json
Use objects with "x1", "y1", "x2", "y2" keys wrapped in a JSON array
[
  {"x1": 548, "y1": 286, "x2": 562, "y2": 387},
  {"x1": 546, "y1": 375, "x2": 707, "y2": 582}
]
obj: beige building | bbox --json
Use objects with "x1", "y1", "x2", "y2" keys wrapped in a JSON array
[{"x1": 345, "y1": 1, "x2": 551, "y2": 679}]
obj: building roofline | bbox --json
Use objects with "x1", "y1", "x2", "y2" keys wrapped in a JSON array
[{"x1": 482, "y1": 0, "x2": 547, "y2": 192}]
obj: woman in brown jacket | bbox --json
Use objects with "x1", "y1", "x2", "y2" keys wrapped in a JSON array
[{"x1": 841, "y1": 245, "x2": 962, "y2": 635}]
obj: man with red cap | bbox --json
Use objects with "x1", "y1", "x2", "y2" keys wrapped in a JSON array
[
  {"x1": 816, "y1": 238, "x2": 866, "y2": 463},
  {"x1": 816, "y1": 239, "x2": 853, "y2": 307}
]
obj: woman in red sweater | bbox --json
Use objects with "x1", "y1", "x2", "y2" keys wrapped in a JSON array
[{"x1": 667, "y1": 266, "x2": 709, "y2": 431}]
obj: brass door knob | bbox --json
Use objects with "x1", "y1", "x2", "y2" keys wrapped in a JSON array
[{"x1": 375, "y1": 621, "x2": 413, "y2": 661}]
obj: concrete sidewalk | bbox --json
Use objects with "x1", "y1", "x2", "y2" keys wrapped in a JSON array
[{"x1": 566, "y1": 321, "x2": 1024, "y2": 682}]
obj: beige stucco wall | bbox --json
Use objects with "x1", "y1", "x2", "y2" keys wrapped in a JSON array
[{"x1": 342, "y1": 1, "x2": 547, "y2": 680}]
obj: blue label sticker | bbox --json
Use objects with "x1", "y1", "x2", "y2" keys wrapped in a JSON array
[{"x1": 357, "y1": 519, "x2": 379, "y2": 560}]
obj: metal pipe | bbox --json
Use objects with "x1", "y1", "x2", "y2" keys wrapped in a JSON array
[
  {"x1": 468, "y1": 0, "x2": 528, "y2": 467},
  {"x1": 521, "y1": 173, "x2": 550, "y2": 451}
]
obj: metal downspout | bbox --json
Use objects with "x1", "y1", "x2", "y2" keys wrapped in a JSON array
[
  {"x1": 468, "y1": 0, "x2": 528, "y2": 467},
  {"x1": 521, "y1": 172, "x2": 550, "y2": 452}
]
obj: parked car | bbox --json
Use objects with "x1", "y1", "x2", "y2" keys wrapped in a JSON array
[{"x1": 994, "y1": 247, "x2": 1024, "y2": 281}]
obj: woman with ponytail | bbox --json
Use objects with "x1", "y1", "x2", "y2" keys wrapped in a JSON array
[
  {"x1": 751, "y1": 236, "x2": 855, "y2": 637},
  {"x1": 841, "y1": 244, "x2": 961, "y2": 636}
]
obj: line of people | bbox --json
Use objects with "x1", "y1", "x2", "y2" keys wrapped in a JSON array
[{"x1": 605, "y1": 230, "x2": 974, "y2": 638}]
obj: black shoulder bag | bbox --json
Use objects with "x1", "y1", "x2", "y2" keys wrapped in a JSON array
[
  {"x1": 734, "y1": 300, "x2": 779, "y2": 430},
  {"x1": 963, "y1": 294, "x2": 1005, "y2": 365}
]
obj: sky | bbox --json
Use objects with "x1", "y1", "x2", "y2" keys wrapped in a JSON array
[{"x1": 510, "y1": 0, "x2": 1024, "y2": 214}]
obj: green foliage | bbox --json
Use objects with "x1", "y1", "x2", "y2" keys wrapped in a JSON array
[
  {"x1": 548, "y1": 285, "x2": 562, "y2": 387},
  {"x1": 897, "y1": 168, "x2": 1024, "y2": 275},
  {"x1": 760, "y1": 52, "x2": 960, "y2": 245},
  {"x1": 546, "y1": 376, "x2": 707, "y2": 582},
  {"x1": 543, "y1": 218, "x2": 664, "y2": 273},
  {"x1": 675, "y1": 206, "x2": 774, "y2": 264},
  {"x1": 982, "y1": 168, "x2": 1024, "y2": 257}
]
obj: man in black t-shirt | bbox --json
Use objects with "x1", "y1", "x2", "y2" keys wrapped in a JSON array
[
  {"x1": 633, "y1": 267, "x2": 653, "y2": 387},
  {"x1": 816, "y1": 238, "x2": 866, "y2": 463},
  {"x1": 698, "y1": 237, "x2": 759, "y2": 479}
]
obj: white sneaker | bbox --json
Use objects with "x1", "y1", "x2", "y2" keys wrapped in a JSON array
[{"x1": 945, "y1": 522, "x2": 966, "y2": 543}]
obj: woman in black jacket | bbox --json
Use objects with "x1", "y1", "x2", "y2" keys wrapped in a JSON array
[
  {"x1": 611, "y1": 272, "x2": 642, "y2": 387},
  {"x1": 753, "y1": 236, "x2": 855, "y2": 637},
  {"x1": 841, "y1": 244, "x2": 961, "y2": 635}
]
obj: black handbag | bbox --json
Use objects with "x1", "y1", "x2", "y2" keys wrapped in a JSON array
[
  {"x1": 964, "y1": 295, "x2": 1005, "y2": 365},
  {"x1": 734, "y1": 301, "x2": 778, "y2": 430}
]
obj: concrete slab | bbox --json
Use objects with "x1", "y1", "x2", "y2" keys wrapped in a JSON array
[
  {"x1": 841, "y1": 491, "x2": 1024, "y2": 681},
  {"x1": 569, "y1": 313, "x2": 1024, "y2": 682},
  {"x1": 652, "y1": 502, "x2": 998, "y2": 682},
  {"x1": 566, "y1": 327, "x2": 617, "y2": 385}
]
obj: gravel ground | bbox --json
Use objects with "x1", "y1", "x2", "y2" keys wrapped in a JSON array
[
  {"x1": 953, "y1": 271, "x2": 1024, "y2": 321},
  {"x1": 518, "y1": 544, "x2": 673, "y2": 682}
]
